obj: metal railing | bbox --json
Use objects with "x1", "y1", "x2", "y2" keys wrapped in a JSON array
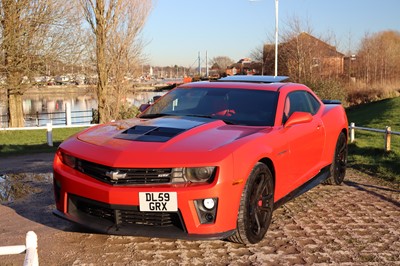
[
  {"x1": 0, "y1": 231, "x2": 39, "y2": 266},
  {"x1": 0, "y1": 113, "x2": 9, "y2": 128},
  {"x1": 25, "y1": 111, "x2": 66, "y2": 127},
  {"x1": 1, "y1": 109, "x2": 93, "y2": 128},
  {"x1": 349, "y1": 122, "x2": 400, "y2": 152}
]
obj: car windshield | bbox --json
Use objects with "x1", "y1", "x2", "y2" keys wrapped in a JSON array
[{"x1": 140, "y1": 87, "x2": 278, "y2": 126}]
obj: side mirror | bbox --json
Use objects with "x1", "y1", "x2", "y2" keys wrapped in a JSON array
[
  {"x1": 284, "y1": 111, "x2": 313, "y2": 128},
  {"x1": 139, "y1": 103, "x2": 151, "y2": 112}
]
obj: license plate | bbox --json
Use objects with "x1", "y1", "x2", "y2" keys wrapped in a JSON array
[{"x1": 139, "y1": 192, "x2": 178, "y2": 212}]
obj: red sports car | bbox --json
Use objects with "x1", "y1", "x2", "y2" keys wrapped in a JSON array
[{"x1": 53, "y1": 76, "x2": 348, "y2": 244}]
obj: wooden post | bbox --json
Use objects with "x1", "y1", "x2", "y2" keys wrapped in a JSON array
[
  {"x1": 65, "y1": 102, "x2": 72, "y2": 126},
  {"x1": 350, "y1": 122, "x2": 355, "y2": 143},
  {"x1": 47, "y1": 122, "x2": 53, "y2": 147},
  {"x1": 36, "y1": 111, "x2": 39, "y2": 127},
  {"x1": 385, "y1": 126, "x2": 391, "y2": 152}
]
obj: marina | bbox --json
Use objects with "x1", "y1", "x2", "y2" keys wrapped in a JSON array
[{"x1": 0, "y1": 83, "x2": 172, "y2": 128}]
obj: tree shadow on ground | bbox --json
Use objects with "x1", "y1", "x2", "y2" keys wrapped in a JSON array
[{"x1": 344, "y1": 180, "x2": 400, "y2": 208}]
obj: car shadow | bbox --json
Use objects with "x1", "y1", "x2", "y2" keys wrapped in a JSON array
[{"x1": 0, "y1": 172, "x2": 92, "y2": 234}]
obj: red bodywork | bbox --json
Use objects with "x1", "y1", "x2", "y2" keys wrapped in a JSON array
[{"x1": 53, "y1": 79, "x2": 348, "y2": 241}]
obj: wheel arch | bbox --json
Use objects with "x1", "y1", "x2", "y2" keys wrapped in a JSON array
[
  {"x1": 341, "y1": 127, "x2": 348, "y2": 141},
  {"x1": 258, "y1": 157, "x2": 276, "y2": 187}
]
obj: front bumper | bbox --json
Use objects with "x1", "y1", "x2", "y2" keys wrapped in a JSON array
[
  {"x1": 53, "y1": 199, "x2": 235, "y2": 240},
  {"x1": 53, "y1": 156, "x2": 243, "y2": 240}
]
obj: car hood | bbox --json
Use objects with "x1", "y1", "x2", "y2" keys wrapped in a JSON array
[{"x1": 77, "y1": 116, "x2": 268, "y2": 153}]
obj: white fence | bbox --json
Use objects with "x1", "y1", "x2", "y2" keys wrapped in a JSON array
[
  {"x1": 349, "y1": 122, "x2": 400, "y2": 152},
  {"x1": 0, "y1": 231, "x2": 39, "y2": 266}
]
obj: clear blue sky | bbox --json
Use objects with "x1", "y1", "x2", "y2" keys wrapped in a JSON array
[{"x1": 142, "y1": 0, "x2": 400, "y2": 67}]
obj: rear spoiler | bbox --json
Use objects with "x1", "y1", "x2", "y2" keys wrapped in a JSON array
[{"x1": 322, "y1": 100, "x2": 342, "y2": 105}]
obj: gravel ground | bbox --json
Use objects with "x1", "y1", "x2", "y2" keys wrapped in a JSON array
[{"x1": 0, "y1": 154, "x2": 399, "y2": 265}]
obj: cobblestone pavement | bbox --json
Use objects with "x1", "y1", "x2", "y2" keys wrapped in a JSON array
[{"x1": 0, "y1": 167, "x2": 399, "y2": 265}]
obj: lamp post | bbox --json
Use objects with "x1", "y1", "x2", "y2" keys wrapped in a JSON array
[
  {"x1": 274, "y1": 0, "x2": 279, "y2": 76},
  {"x1": 249, "y1": 0, "x2": 279, "y2": 76}
]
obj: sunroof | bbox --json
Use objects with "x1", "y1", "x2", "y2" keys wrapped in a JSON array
[{"x1": 218, "y1": 75, "x2": 289, "y2": 83}]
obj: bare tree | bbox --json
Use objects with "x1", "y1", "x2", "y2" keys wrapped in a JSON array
[
  {"x1": 250, "y1": 45, "x2": 265, "y2": 74},
  {"x1": 263, "y1": 16, "x2": 343, "y2": 83},
  {"x1": 0, "y1": 0, "x2": 81, "y2": 127},
  {"x1": 262, "y1": 16, "x2": 313, "y2": 79},
  {"x1": 279, "y1": 17, "x2": 319, "y2": 82},
  {"x1": 356, "y1": 30, "x2": 400, "y2": 85},
  {"x1": 209, "y1": 56, "x2": 234, "y2": 75},
  {"x1": 79, "y1": 0, "x2": 152, "y2": 123}
]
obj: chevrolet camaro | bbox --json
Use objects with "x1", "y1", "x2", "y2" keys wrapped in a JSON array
[{"x1": 53, "y1": 75, "x2": 348, "y2": 244}]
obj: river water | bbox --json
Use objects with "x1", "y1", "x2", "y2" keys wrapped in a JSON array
[{"x1": 0, "y1": 87, "x2": 167, "y2": 127}]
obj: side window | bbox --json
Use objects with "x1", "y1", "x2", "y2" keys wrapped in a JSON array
[
  {"x1": 282, "y1": 91, "x2": 321, "y2": 124},
  {"x1": 283, "y1": 96, "x2": 291, "y2": 124},
  {"x1": 305, "y1": 92, "x2": 321, "y2": 115}
]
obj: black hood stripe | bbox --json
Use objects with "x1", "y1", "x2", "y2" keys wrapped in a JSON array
[{"x1": 115, "y1": 116, "x2": 209, "y2": 142}]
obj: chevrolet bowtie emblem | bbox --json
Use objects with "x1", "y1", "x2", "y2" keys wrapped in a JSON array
[{"x1": 105, "y1": 171, "x2": 127, "y2": 180}]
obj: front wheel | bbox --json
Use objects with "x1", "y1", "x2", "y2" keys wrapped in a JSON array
[
  {"x1": 228, "y1": 162, "x2": 274, "y2": 244},
  {"x1": 324, "y1": 132, "x2": 348, "y2": 185}
]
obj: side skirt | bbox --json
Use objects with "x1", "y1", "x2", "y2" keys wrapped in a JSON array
[{"x1": 273, "y1": 165, "x2": 331, "y2": 210}]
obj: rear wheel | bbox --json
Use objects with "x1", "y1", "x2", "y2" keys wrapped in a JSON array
[
  {"x1": 324, "y1": 132, "x2": 347, "y2": 185},
  {"x1": 228, "y1": 162, "x2": 274, "y2": 244}
]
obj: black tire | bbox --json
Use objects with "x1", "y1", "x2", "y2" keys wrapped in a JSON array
[
  {"x1": 228, "y1": 162, "x2": 274, "y2": 244},
  {"x1": 324, "y1": 132, "x2": 348, "y2": 185}
]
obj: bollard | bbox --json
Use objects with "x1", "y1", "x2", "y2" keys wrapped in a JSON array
[
  {"x1": 65, "y1": 102, "x2": 72, "y2": 126},
  {"x1": 0, "y1": 231, "x2": 39, "y2": 266},
  {"x1": 350, "y1": 122, "x2": 355, "y2": 143},
  {"x1": 24, "y1": 231, "x2": 39, "y2": 266},
  {"x1": 47, "y1": 122, "x2": 53, "y2": 146}
]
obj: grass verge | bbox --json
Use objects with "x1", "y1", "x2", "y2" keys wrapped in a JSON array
[
  {"x1": 0, "y1": 127, "x2": 85, "y2": 157},
  {"x1": 346, "y1": 97, "x2": 400, "y2": 183}
]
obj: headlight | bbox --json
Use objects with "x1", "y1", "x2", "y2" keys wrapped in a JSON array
[
  {"x1": 185, "y1": 167, "x2": 215, "y2": 182},
  {"x1": 171, "y1": 167, "x2": 216, "y2": 183},
  {"x1": 57, "y1": 150, "x2": 77, "y2": 169}
]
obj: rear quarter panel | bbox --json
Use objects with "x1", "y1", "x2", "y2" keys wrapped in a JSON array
[{"x1": 320, "y1": 104, "x2": 348, "y2": 164}]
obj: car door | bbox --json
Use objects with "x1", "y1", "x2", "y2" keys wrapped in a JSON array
[{"x1": 282, "y1": 91, "x2": 325, "y2": 190}]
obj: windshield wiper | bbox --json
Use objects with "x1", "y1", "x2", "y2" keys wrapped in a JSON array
[
  {"x1": 184, "y1": 114, "x2": 236, "y2": 125},
  {"x1": 139, "y1": 113, "x2": 172, "y2": 119},
  {"x1": 185, "y1": 114, "x2": 213, "y2": 119}
]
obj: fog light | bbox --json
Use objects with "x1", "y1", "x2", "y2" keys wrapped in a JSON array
[
  {"x1": 194, "y1": 198, "x2": 218, "y2": 224},
  {"x1": 203, "y1": 198, "x2": 215, "y2": 210},
  {"x1": 205, "y1": 213, "x2": 214, "y2": 222}
]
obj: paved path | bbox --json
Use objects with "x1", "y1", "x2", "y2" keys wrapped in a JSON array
[
  {"x1": 0, "y1": 152, "x2": 54, "y2": 174},
  {"x1": 0, "y1": 155, "x2": 399, "y2": 265}
]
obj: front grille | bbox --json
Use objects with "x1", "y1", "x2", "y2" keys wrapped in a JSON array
[
  {"x1": 77, "y1": 159, "x2": 172, "y2": 185},
  {"x1": 118, "y1": 209, "x2": 175, "y2": 226},
  {"x1": 69, "y1": 194, "x2": 185, "y2": 230}
]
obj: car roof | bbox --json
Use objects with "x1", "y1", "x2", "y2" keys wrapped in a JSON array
[{"x1": 179, "y1": 75, "x2": 292, "y2": 92}]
